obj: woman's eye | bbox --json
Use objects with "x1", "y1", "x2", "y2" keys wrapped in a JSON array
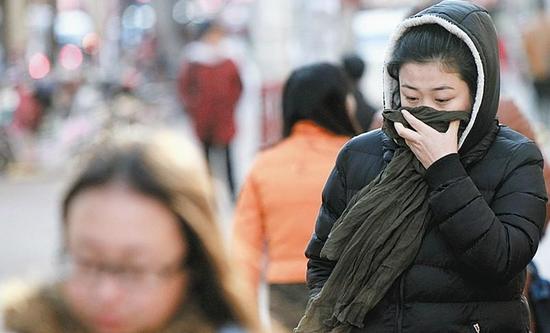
[
  {"x1": 74, "y1": 258, "x2": 99, "y2": 273},
  {"x1": 435, "y1": 98, "x2": 450, "y2": 103},
  {"x1": 119, "y1": 266, "x2": 148, "y2": 282},
  {"x1": 121, "y1": 265, "x2": 146, "y2": 275},
  {"x1": 405, "y1": 96, "x2": 418, "y2": 102}
]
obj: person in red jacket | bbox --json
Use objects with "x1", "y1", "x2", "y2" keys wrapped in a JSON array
[
  {"x1": 178, "y1": 20, "x2": 243, "y2": 199},
  {"x1": 232, "y1": 62, "x2": 357, "y2": 330}
]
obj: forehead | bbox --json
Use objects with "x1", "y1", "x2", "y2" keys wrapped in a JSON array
[
  {"x1": 65, "y1": 184, "x2": 185, "y2": 257},
  {"x1": 399, "y1": 61, "x2": 465, "y2": 89}
]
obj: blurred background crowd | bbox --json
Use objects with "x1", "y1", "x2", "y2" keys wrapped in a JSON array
[{"x1": 1, "y1": 0, "x2": 550, "y2": 331}]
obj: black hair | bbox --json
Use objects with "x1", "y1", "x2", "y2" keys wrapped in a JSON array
[
  {"x1": 387, "y1": 24, "x2": 477, "y2": 108},
  {"x1": 282, "y1": 62, "x2": 357, "y2": 137},
  {"x1": 194, "y1": 19, "x2": 223, "y2": 40},
  {"x1": 177, "y1": 216, "x2": 236, "y2": 326},
  {"x1": 341, "y1": 53, "x2": 366, "y2": 82}
]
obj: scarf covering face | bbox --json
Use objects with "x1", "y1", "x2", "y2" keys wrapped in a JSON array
[{"x1": 295, "y1": 106, "x2": 497, "y2": 333}]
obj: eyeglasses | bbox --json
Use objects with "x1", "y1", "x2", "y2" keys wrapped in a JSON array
[{"x1": 59, "y1": 254, "x2": 185, "y2": 291}]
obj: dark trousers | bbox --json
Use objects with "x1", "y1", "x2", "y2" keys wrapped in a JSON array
[
  {"x1": 534, "y1": 78, "x2": 550, "y2": 124},
  {"x1": 203, "y1": 141, "x2": 235, "y2": 200},
  {"x1": 269, "y1": 283, "x2": 309, "y2": 331}
]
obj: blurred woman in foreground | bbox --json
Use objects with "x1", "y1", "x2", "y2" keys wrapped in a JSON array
[{"x1": 3, "y1": 128, "x2": 258, "y2": 333}]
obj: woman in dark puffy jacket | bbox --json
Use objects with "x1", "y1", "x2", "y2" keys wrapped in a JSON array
[{"x1": 296, "y1": 1, "x2": 547, "y2": 332}]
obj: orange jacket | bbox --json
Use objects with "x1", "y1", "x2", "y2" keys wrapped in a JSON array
[{"x1": 232, "y1": 121, "x2": 349, "y2": 292}]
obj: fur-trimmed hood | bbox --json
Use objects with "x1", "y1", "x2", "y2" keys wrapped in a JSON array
[{"x1": 383, "y1": 0, "x2": 500, "y2": 154}]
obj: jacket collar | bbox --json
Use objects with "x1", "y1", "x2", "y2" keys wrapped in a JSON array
[
  {"x1": 290, "y1": 120, "x2": 347, "y2": 139},
  {"x1": 4, "y1": 285, "x2": 218, "y2": 333}
]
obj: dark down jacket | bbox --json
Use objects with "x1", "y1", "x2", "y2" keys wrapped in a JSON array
[{"x1": 305, "y1": 1, "x2": 548, "y2": 332}]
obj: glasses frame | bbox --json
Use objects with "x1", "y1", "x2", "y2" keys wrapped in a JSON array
[{"x1": 58, "y1": 253, "x2": 185, "y2": 291}]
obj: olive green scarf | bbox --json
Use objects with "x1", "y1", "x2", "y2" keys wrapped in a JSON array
[{"x1": 295, "y1": 106, "x2": 497, "y2": 333}]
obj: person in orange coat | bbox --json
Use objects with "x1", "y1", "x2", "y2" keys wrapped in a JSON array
[{"x1": 232, "y1": 63, "x2": 358, "y2": 330}]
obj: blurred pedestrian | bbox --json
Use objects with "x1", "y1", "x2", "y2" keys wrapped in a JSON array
[
  {"x1": 296, "y1": 1, "x2": 547, "y2": 332},
  {"x1": 232, "y1": 63, "x2": 357, "y2": 331},
  {"x1": 11, "y1": 83, "x2": 44, "y2": 134},
  {"x1": 341, "y1": 53, "x2": 377, "y2": 132},
  {"x1": 3, "y1": 128, "x2": 258, "y2": 333},
  {"x1": 7, "y1": 82, "x2": 45, "y2": 173},
  {"x1": 178, "y1": 20, "x2": 243, "y2": 199},
  {"x1": 522, "y1": 0, "x2": 550, "y2": 119}
]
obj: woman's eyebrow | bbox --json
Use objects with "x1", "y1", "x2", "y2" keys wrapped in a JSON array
[
  {"x1": 401, "y1": 84, "x2": 455, "y2": 91},
  {"x1": 400, "y1": 84, "x2": 418, "y2": 90},
  {"x1": 432, "y1": 85, "x2": 455, "y2": 91}
]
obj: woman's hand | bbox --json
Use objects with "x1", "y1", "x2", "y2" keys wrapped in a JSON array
[{"x1": 394, "y1": 109, "x2": 460, "y2": 169}]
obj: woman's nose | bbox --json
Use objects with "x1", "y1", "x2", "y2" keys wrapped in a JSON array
[
  {"x1": 94, "y1": 274, "x2": 125, "y2": 305},
  {"x1": 421, "y1": 100, "x2": 438, "y2": 110}
]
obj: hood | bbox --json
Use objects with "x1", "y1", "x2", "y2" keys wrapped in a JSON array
[{"x1": 383, "y1": 0, "x2": 500, "y2": 153}]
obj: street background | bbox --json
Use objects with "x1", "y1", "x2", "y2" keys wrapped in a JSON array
[{"x1": 1, "y1": 0, "x2": 550, "y2": 328}]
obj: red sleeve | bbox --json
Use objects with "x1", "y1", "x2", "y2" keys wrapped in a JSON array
[{"x1": 227, "y1": 60, "x2": 243, "y2": 107}]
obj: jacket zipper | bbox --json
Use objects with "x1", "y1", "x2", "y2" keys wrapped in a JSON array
[
  {"x1": 395, "y1": 276, "x2": 405, "y2": 333},
  {"x1": 473, "y1": 322, "x2": 480, "y2": 333}
]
